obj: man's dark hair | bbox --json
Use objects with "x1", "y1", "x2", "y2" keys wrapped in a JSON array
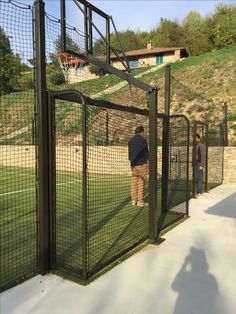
[
  {"x1": 196, "y1": 134, "x2": 201, "y2": 139},
  {"x1": 135, "y1": 126, "x2": 144, "y2": 134}
]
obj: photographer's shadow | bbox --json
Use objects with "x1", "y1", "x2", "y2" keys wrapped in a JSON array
[{"x1": 172, "y1": 247, "x2": 225, "y2": 314}]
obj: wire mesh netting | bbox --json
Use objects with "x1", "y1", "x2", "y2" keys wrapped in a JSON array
[
  {"x1": 170, "y1": 73, "x2": 225, "y2": 194},
  {"x1": 50, "y1": 93, "x2": 150, "y2": 278},
  {"x1": 158, "y1": 116, "x2": 189, "y2": 231},
  {"x1": 52, "y1": 99, "x2": 84, "y2": 276},
  {"x1": 208, "y1": 123, "x2": 224, "y2": 189},
  {"x1": 0, "y1": 0, "x2": 37, "y2": 291},
  {"x1": 0, "y1": 0, "x2": 194, "y2": 290},
  {"x1": 86, "y1": 104, "x2": 149, "y2": 275},
  {"x1": 192, "y1": 123, "x2": 207, "y2": 193}
]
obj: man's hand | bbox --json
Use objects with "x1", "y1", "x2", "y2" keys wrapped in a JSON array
[{"x1": 199, "y1": 166, "x2": 204, "y2": 171}]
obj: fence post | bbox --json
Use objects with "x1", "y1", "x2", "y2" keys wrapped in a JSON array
[
  {"x1": 88, "y1": 7, "x2": 93, "y2": 54},
  {"x1": 82, "y1": 99, "x2": 88, "y2": 280},
  {"x1": 165, "y1": 64, "x2": 171, "y2": 115},
  {"x1": 192, "y1": 122, "x2": 197, "y2": 198},
  {"x1": 106, "y1": 16, "x2": 110, "y2": 64},
  {"x1": 205, "y1": 124, "x2": 209, "y2": 192},
  {"x1": 106, "y1": 112, "x2": 109, "y2": 145},
  {"x1": 161, "y1": 116, "x2": 169, "y2": 213},
  {"x1": 186, "y1": 119, "x2": 190, "y2": 216},
  {"x1": 34, "y1": 0, "x2": 50, "y2": 274},
  {"x1": 161, "y1": 64, "x2": 171, "y2": 213},
  {"x1": 84, "y1": 3, "x2": 89, "y2": 54},
  {"x1": 223, "y1": 102, "x2": 228, "y2": 146},
  {"x1": 60, "y1": 0, "x2": 66, "y2": 51},
  {"x1": 148, "y1": 88, "x2": 158, "y2": 243}
]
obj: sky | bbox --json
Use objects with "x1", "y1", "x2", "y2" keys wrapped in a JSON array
[{"x1": 19, "y1": 0, "x2": 236, "y2": 32}]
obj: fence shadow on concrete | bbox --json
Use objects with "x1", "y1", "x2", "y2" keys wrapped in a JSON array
[{"x1": 205, "y1": 192, "x2": 236, "y2": 219}]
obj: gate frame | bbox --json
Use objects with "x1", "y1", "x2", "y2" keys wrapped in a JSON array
[
  {"x1": 47, "y1": 90, "x2": 190, "y2": 280},
  {"x1": 48, "y1": 90, "x2": 158, "y2": 280},
  {"x1": 192, "y1": 121, "x2": 209, "y2": 198},
  {"x1": 34, "y1": 0, "x2": 159, "y2": 274}
]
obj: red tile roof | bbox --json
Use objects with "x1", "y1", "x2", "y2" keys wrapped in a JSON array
[{"x1": 111, "y1": 47, "x2": 186, "y2": 60}]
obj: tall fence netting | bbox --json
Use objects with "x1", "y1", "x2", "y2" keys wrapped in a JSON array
[{"x1": 0, "y1": 0, "x2": 37, "y2": 291}]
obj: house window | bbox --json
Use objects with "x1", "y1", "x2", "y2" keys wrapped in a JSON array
[
  {"x1": 128, "y1": 60, "x2": 139, "y2": 69},
  {"x1": 156, "y1": 55, "x2": 163, "y2": 65}
]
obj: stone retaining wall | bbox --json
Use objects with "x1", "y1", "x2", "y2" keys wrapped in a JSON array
[
  {"x1": 0, "y1": 145, "x2": 235, "y2": 184},
  {"x1": 223, "y1": 147, "x2": 236, "y2": 184}
]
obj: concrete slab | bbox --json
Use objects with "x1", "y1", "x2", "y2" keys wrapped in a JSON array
[{"x1": 1, "y1": 185, "x2": 236, "y2": 314}]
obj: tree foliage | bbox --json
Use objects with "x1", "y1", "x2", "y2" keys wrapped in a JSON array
[
  {"x1": 150, "y1": 18, "x2": 182, "y2": 47},
  {"x1": 92, "y1": 4, "x2": 236, "y2": 57},
  {"x1": 0, "y1": 27, "x2": 22, "y2": 95}
]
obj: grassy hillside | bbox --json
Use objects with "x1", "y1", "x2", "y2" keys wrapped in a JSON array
[
  {"x1": 102, "y1": 45, "x2": 236, "y2": 144},
  {"x1": 0, "y1": 45, "x2": 236, "y2": 144}
]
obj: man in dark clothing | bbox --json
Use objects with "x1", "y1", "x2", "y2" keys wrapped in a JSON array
[
  {"x1": 194, "y1": 134, "x2": 206, "y2": 197},
  {"x1": 128, "y1": 126, "x2": 149, "y2": 207}
]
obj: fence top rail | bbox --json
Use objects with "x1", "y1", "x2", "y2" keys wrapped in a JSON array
[
  {"x1": 49, "y1": 90, "x2": 150, "y2": 116},
  {"x1": 49, "y1": 91, "x2": 191, "y2": 123},
  {"x1": 193, "y1": 120, "x2": 208, "y2": 126}
]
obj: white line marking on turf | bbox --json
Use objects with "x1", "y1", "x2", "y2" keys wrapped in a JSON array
[{"x1": 0, "y1": 179, "x2": 86, "y2": 197}]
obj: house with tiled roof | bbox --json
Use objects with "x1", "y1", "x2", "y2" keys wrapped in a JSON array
[{"x1": 111, "y1": 41, "x2": 189, "y2": 70}]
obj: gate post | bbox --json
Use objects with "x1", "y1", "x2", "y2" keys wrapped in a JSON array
[
  {"x1": 34, "y1": 0, "x2": 50, "y2": 274},
  {"x1": 205, "y1": 124, "x2": 209, "y2": 192},
  {"x1": 161, "y1": 116, "x2": 169, "y2": 213},
  {"x1": 192, "y1": 122, "x2": 197, "y2": 198},
  {"x1": 223, "y1": 102, "x2": 228, "y2": 147},
  {"x1": 162, "y1": 64, "x2": 171, "y2": 213},
  {"x1": 82, "y1": 99, "x2": 88, "y2": 280},
  {"x1": 165, "y1": 64, "x2": 171, "y2": 116},
  {"x1": 148, "y1": 88, "x2": 158, "y2": 243}
]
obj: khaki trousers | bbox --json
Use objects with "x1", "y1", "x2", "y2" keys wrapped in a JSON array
[{"x1": 131, "y1": 164, "x2": 148, "y2": 203}]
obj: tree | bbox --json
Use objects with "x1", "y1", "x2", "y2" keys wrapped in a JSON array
[
  {"x1": 150, "y1": 18, "x2": 182, "y2": 47},
  {"x1": 209, "y1": 4, "x2": 236, "y2": 49},
  {"x1": 180, "y1": 11, "x2": 211, "y2": 55},
  {"x1": 93, "y1": 29, "x2": 145, "y2": 57},
  {"x1": 54, "y1": 34, "x2": 80, "y2": 55},
  {"x1": 0, "y1": 27, "x2": 22, "y2": 95},
  {"x1": 47, "y1": 34, "x2": 79, "y2": 85}
]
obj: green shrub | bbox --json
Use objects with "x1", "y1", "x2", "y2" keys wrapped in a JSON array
[
  {"x1": 89, "y1": 64, "x2": 107, "y2": 77},
  {"x1": 50, "y1": 71, "x2": 65, "y2": 85},
  {"x1": 19, "y1": 72, "x2": 34, "y2": 90},
  {"x1": 228, "y1": 113, "x2": 236, "y2": 121}
]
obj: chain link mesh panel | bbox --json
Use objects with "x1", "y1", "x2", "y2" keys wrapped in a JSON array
[
  {"x1": 193, "y1": 123, "x2": 207, "y2": 193},
  {"x1": 86, "y1": 104, "x2": 149, "y2": 275},
  {"x1": 0, "y1": 0, "x2": 37, "y2": 291},
  {"x1": 50, "y1": 92, "x2": 150, "y2": 278},
  {"x1": 158, "y1": 116, "x2": 189, "y2": 231},
  {"x1": 52, "y1": 98, "x2": 84, "y2": 276}
]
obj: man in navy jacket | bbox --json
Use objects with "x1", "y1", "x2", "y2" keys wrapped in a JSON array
[{"x1": 128, "y1": 126, "x2": 149, "y2": 207}]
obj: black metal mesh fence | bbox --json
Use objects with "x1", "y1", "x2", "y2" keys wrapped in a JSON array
[
  {"x1": 51, "y1": 99, "x2": 84, "y2": 276},
  {"x1": 171, "y1": 72, "x2": 226, "y2": 191},
  {"x1": 0, "y1": 0, "x2": 192, "y2": 290},
  {"x1": 193, "y1": 123, "x2": 207, "y2": 193},
  {"x1": 87, "y1": 105, "x2": 149, "y2": 275},
  {"x1": 0, "y1": 0, "x2": 37, "y2": 291},
  {"x1": 157, "y1": 115, "x2": 189, "y2": 232},
  {"x1": 208, "y1": 123, "x2": 224, "y2": 189},
  {"x1": 50, "y1": 92, "x2": 150, "y2": 279}
]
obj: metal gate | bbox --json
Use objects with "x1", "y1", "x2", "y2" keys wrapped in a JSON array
[
  {"x1": 207, "y1": 123, "x2": 224, "y2": 190},
  {"x1": 192, "y1": 122, "x2": 208, "y2": 197},
  {"x1": 49, "y1": 91, "x2": 151, "y2": 279},
  {"x1": 158, "y1": 115, "x2": 190, "y2": 232},
  {"x1": 192, "y1": 121, "x2": 224, "y2": 197},
  {"x1": 48, "y1": 91, "x2": 190, "y2": 280}
]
